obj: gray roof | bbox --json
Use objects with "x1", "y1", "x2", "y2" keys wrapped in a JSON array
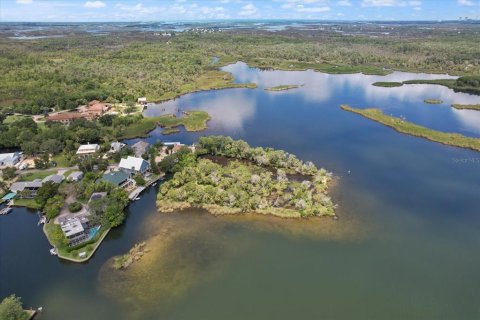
[
  {"x1": 10, "y1": 180, "x2": 43, "y2": 192},
  {"x1": 100, "y1": 171, "x2": 129, "y2": 186},
  {"x1": 131, "y1": 141, "x2": 150, "y2": 157},
  {"x1": 42, "y1": 174, "x2": 64, "y2": 184},
  {"x1": 67, "y1": 171, "x2": 84, "y2": 180},
  {"x1": 60, "y1": 217, "x2": 85, "y2": 237}
]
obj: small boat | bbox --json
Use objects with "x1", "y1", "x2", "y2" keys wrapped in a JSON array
[
  {"x1": 37, "y1": 215, "x2": 47, "y2": 226},
  {"x1": 0, "y1": 207, "x2": 12, "y2": 215},
  {"x1": 152, "y1": 183, "x2": 157, "y2": 187},
  {"x1": 135, "y1": 197, "x2": 141, "y2": 201},
  {"x1": 49, "y1": 248, "x2": 57, "y2": 256}
]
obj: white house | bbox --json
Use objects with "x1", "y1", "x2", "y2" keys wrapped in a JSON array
[
  {"x1": 0, "y1": 152, "x2": 22, "y2": 167},
  {"x1": 76, "y1": 144, "x2": 100, "y2": 155},
  {"x1": 137, "y1": 97, "x2": 147, "y2": 105},
  {"x1": 119, "y1": 156, "x2": 150, "y2": 176}
]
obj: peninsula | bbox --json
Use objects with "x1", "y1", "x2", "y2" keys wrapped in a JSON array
[
  {"x1": 341, "y1": 105, "x2": 480, "y2": 152},
  {"x1": 156, "y1": 136, "x2": 335, "y2": 218}
]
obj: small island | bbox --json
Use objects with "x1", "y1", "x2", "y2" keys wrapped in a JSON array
[
  {"x1": 265, "y1": 85, "x2": 301, "y2": 92},
  {"x1": 157, "y1": 136, "x2": 335, "y2": 218},
  {"x1": 341, "y1": 104, "x2": 480, "y2": 152},
  {"x1": 120, "y1": 110, "x2": 210, "y2": 139},
  {"x1": 372, "y1": 81, "x2": 403, "y2": 87},
  {"x1": 451, "y1": 104, "x2": 480, "y2": 111},
  {"x1": 424, "y1": 99, "x2": 443, "y2": 104}
]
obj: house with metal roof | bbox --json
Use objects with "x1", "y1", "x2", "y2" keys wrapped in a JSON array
[
  {"x1": 42, "y1": 174, "x2": 64, "y2": 184},
  {"x1": 10, "y1": 180, "x2": 44, "y2": 198},
  {"x1": 76, "y1": 144, "x2": 100, "y2": 155},
  {"x1": 67, "y1": 171, "x2": 84, "y2": 182},
  {"x1": 119, "y1": 156, "x2": 150, "y2": 176},
  {"x1": 99, "y1": 171, "x2": 132, "y2": 188}
]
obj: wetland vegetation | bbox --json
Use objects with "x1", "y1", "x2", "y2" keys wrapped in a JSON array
[
  {"x1": 265, "y1": 85, "x2": 301, "y2": 91},
  {"x1": 341, "y1": 104, "x2": 480, "y2": 152},
  {"x1": 451, "y1": 103, "x2": 480, "y2": 111},
  {"x1": 157, "y1": 136, "x2": 335, "y2": 218},
  {"x1": 424, "y1": 99, "x2": 443, "y2": 104}
]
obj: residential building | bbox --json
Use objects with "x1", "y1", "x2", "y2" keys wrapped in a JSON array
[
  {"x1": 0, "y1": 152, "x2": 22, "y2": 167},
  {"x1": 47, "y1": 113, "x2": 85, "y2": 125},
  {"x1": 42, "y1": 174, "x2": 64, "y2": 184},
  {"x1": 119, "y1": 156, "x2": 150, "y2": 176},
  {"x1": 10, "y1": 180, "x2": 43, "y2": 198},
  {"x1": 131, "y1": 141, "x2": 151, "y2": 157},
  {"x1": 76, "y1": 144, "x2": 100, "y2": 155},
  {"x1": 67, "y1": 171, "x2": 84, "y2": 182},
  {"x1": 110, "y1": 141, "x2": 126, "y2": 153},
  {"x1": 59, "y1": 214, "x2": 90, "y2": 246},
  {"x1": 99, "y1": 171, "x2": 132, "y2": 188}
]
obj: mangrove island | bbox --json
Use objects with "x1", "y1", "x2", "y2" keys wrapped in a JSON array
[{"x1": 156, "y1": 136, "x2": 335, "y2": 218}]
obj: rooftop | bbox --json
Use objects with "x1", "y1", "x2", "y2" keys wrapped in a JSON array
[
  {"x1": 60, "y1": 217, "x2": 85, "y2": 237},
  {"x1": 42, "y1": 174, "x2": 64, "y2": 184},
  {"x1": 119, "y1": 156, "x2": 149, "y2": 172},
  {"x1": 76, "y1": 144, "x2": 100, "y2": 154},
  {"x1": 100, "y1": 171, "x2": 130, "y2": 186}
]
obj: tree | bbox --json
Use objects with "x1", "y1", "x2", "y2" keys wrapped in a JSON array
[
  {"x1": 133, "y1": 174, "x2": 146, "y2": 186},
  {"x1": 150, "y1": 157, "x2": 160, "y2": 174},
  {"x1": 44, "y1": 195, "x2": 64, "y2": 220},
  {"x1": 2, "y1": 167, "x2": 17, "y2": 181},
  {"x1": 0, "y1": 295, "x2": 28, "y2": 320},
  {"x1": 49, "y1": 224, "x2": 69, "y2": 247},
  {"x1": 35, "y1": 181, "x2": 59, "y2": 208}
]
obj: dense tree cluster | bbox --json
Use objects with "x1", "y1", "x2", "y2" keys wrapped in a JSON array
[{"x1": 0, "y1": 295, "x2": 28, "y2": 320}]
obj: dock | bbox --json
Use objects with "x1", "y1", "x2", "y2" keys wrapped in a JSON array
[
  {"x1": 0, "y1": 206, "x2": 12, "y2": 215},
  {"x1": 128, "y1": 174, "x2": 164, "y2": 201}
]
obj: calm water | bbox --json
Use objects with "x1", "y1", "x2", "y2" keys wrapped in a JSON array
[{"x1": 2, "y1": 63, "x2": 480, "y2": 319}]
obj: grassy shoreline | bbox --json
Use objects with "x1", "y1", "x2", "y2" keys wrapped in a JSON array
[
  {"x1": 341, "y1": 104, "x2": 480, "y2": 152},
  {"x1": 120, "y1": 110, "x2": 210, "y2": 139},
  {"x1": 43, "y1": 222, "x2": 111, "y2": 263},
  {"x1": 265, "y1": 85, "x2": 301, "y2": 92},
  {"x1": 370, "y1": 77, "x2": 480, "y2": 96},
  {"x1": 372, "y1": 81, "x2": 403, "y2": 87},
  {"x1": 451, "y1": 104, "x2": 480, "y2": 111},
  {"x1": 424, "y1": 99, "x2": 443, "y2": 104}
]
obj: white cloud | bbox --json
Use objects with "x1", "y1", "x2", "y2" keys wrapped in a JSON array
[
  {"x1": 295, "y1": 5, "x2": 331, "y2": 12},
  {"x1": 457, "y1": 0, "x2": 475, "y2": 6},
  {"x1": 239, "y1": 3, "x2": 259, "y2": 17},
  {"x1": 336, "y1": 0, "x2": 352, "y2": 6},
  {"x1": 409, "y1": 0, "x2": 421, "y2": 5},
  {"x1": 16, "y1": 0, "x2": 33, "y2": 4},
  {"x1": 84, "y1": 1, "x2": 106, "y2": 8},
  {"x1": 361, "y1": 0, "x2": 403, "y2": 6}
]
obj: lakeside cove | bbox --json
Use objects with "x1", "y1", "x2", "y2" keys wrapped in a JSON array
[{"x1": 3, "y1": 61, "x2": 480, "y2": 320}]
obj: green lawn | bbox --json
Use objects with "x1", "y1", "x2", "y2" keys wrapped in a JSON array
[
  {"x1": 341, "y1": 104, "x2": 480, "y2": 152},
  {"x1": 52, "y1": 154, "x2": 71, "y2": 167},
  {"x1": 18, "y1": 170, "x2": 57, "y2": 181},
  {"x1": 3, "y1": 114, "x2": 31, "y2": 124},
  {"x1": 13, "y1": 198, "x2": 41, "y2": 209}
]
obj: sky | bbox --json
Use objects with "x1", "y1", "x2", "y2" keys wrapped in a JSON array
[{"x1": 0, "y1": 0, "x2": 479, "y2": 22}]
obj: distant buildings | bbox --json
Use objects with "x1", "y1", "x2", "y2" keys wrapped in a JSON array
[
  {"x1": 137, "y1": 97, "x2": 148, "y2": 105},
  {"x1": 119, "y1": 156, "x2": 150, "y2": 176},
  {"x1": 47, "y1": 112, "x2": 85, "y2": 125},
  {"x1": 47, "y1": 100, "x2": 111, "y2": 125},
  {"x1": 0, "y1": 152, "x2": 22, "y2": 167},
  {"x1": 131, "y1": 141, "x2": 150, "y2": 157},
  {"x1": 76, "y1": 144, "x2": 100, "y2": 156}
]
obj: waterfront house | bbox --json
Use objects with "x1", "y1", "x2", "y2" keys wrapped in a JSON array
[
  {"x1": 119, "y1": 156, "x2": 150, "y2": 176},
  {"x1": 76, "y1": 144, "x2": 100, "y2": 156},
  {"x1": 131, "y1": 141, "x2": 151, "y2": 157},
  {"x1": 59, "y1": 214, "x2": 90, "y2": 246},
  {"x1": 67, "y1": 171, "x2": 84, "y2": 182},
  {"x1": 110, "y1": 141, "x2": 126, "y2": 153},
  {"x1": 0, "y1": 152, "x2": 22, "y2": 167},
  {"x1": 99, "y1": 171, "x2": 132, "y2": 188},
  {"x1": 10, "y1": 180, "x2": 43, "y2": 198}
]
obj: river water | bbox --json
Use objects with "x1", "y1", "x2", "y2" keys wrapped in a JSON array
[{"x1": 1, "y1": 62, "x2": 480, "y2": 319}]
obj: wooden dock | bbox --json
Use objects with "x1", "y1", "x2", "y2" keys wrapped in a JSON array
[{"x1": 128, "y1": 174, "x2": 164, "y2": 201}]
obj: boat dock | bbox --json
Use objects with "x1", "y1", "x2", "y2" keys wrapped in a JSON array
[
  {"x1": 0, "y1": 206, "x2": 12, "y2": 215},
  {"x1": 128, "y1": 174, "x2": 164, "y2": 201}
]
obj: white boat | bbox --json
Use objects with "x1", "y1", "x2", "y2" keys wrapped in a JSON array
[
  {"x1": 135, "y1": 197, "x2": 141, "y2": 201},
  {"x1": 49, "y1": 248, "x2": 57, "y2": 256}
]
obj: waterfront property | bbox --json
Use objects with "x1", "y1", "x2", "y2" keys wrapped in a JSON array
[
  {"x1": 47, "y1": 112, "x2": 86, "y2": 125},
  {"x1": 119, "y1": 156, "x2": 150, "y2": 176},
  {"x1": 76, "y1": 144, "x2": 100, "y2": 156},
  {"x1": 100, "y1": 171, "x2": 132, "y2": 188},
  {"x1": 138, "y1": 97, "x2": 148, "y2": 105},
  {"x1": 59, "y1": 214, "x2": 91, "y2": 246},
  {"x1": 0, "y1": 152, "x2": 22, "y2": 167},
  {"x1": 9, "y1": 180, "x2": 43, "y2": 198}
]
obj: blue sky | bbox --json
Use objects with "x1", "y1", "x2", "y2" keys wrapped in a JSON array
[{"x1": 1, "y1": 0, "x2": 479, "y2": 22}]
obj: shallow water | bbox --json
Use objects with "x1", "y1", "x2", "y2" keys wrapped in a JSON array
[{"x1": 2, "y1": 63, "x2": 480, "y2": 319}]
